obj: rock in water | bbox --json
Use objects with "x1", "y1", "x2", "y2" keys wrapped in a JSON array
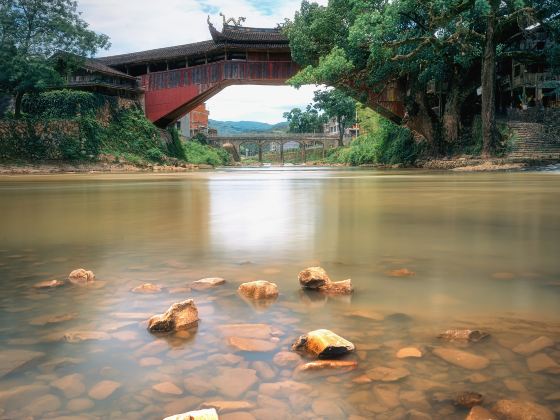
[
  {"x1": 438, "y1": 329, "x2": 490, "y2": 343},
  {"x1": 292, "y1": 329, "x2": 355, "y2": 358},
  {"x1": 0, "y1": 349, "x2": 44, "y2": 378},
  {"x1": 68, "y1": 268, "x2": 95, "y2": 285},
  {"x1": 298, "y1": 267, "x2": 330, "y2": 289},
  {"x1": 396, "y1": 347, "x2": 423, "y2": 358},
  {"x1": 147, "y1": 299, "x2": 199, "y2": 333},
  {"x1": 321, "y1": 279, "x2": 354, "y2": 295},
  {"x1": 466, "y1": 406, "x2": 495, "y2": 420},
  {"x1": 492, "y1": 399, "x2": 555, "y2": 420},
  {"x1": 33, "y1": 279, "x2": 64, "y2": 289},
  {"x1": 367, "y1": 366, "x2": 410, "y2": 382},
  {"x1": 512, "y1": 336, "x2": 555, "y2": 356},
  {"x1": 294, "y1": 360, "x2": 357, "y2": 378},
  {"x1": 164, "y1": 408, "x2": 218, "y2": 420},
  {"x1": 238, "y1": 280, "x2": 279, "y2": 299},
  {"x1": 454, "y1": 391, "x2": 483, "y2": 408},
  {"x1": 432, "y1": 347, "x2": 490, "y2": 370},
  {"x1": 191, "y1": 277, "x2": 225, "y2": 291},
  {"x1": 131, "y1": 283, "x2": 162, "y2": 294}
]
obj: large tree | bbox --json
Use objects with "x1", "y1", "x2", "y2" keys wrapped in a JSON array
[
  {"x1": 313, "y1": 89, "x2": 356, "y2": 147},
  {"x1": 283, "y1": 104, "x2": 326, "y2": 133},
  {"x1": 0, "y1": 0, "x2": 109, "y2": 117}
]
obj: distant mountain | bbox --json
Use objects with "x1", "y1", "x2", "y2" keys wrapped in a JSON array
[{"x1": 209, "y1": 119, "x2": 288, "y2": 136}]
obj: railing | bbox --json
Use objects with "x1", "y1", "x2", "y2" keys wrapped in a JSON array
[
  {"x1": 141, "y1": 60, "x2": 298, "y2": 91},
  {"x1": 67, "y1": 75, "x2": 141, "y2": 90},
  {"x1": 512, "y1": 72, "x2": 559, "y2": 88}
]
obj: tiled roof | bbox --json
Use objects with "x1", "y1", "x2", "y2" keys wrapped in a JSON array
[
  {"x1": 81, "y1": 57, "x2": 138, "y2": 79},
  {"x1": 210, "y1": 24, "x2": 288, "y2": 43}
]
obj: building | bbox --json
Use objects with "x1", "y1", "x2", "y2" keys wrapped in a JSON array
[
  {"x1": 176, "y1": 103, "x2": 213, "y2": 138},
  {"x1": 323, "y1": 117, "x2": 360, "y2": 138}
]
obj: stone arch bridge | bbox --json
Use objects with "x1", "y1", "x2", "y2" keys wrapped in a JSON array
[{"x1": 208, "y1": 134, "x2": 341, "y2": 163}]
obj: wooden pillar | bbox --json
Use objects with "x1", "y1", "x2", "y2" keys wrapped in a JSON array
[
  {"x1": 280, "y1": 142, "x2": 284, "y2": 165},
  {"x1": 258, "y1": 143, "x2": 263, "y2": 163}
]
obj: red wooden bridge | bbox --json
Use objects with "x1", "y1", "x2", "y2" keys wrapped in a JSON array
[{"x1": 96, "y1": 18, "x2": 404, "y2": 128}]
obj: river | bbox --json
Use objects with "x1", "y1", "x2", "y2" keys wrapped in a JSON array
[{"x1": 0, "y1": 167, "x2": 559, "y2": 419}]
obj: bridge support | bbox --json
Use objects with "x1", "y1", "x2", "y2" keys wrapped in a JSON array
[
  {"x1": 301, "y1": 143, "x2": 307, "y2": 163},
  {"x1": 280, "y1": 143, "x2": 284, "y2": 165},
  {"x1": 258, "y1": 143, "x2": 263, "y2": 163}
]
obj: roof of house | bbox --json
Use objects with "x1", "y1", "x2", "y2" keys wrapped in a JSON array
[
  {"x1": 209, "y1": 23, "x2": 288, "y2": 43},
  {"x1": 81, "y1": 57, "x2": 138, "y2": 80}
]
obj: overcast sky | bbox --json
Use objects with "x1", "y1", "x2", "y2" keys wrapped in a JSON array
[{"x1": 78, "y1": 0, "x2": 327, "y2": 123}]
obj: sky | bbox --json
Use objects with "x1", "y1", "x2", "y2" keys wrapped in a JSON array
[{"x1": 78, "y1": 0, "x2": 328, "y2": 123}]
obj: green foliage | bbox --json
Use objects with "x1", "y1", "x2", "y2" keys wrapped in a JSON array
[
  {"x1": 283, "y1": 105, "x2": 325, "y2": 133},
  {"x1": 166, "y1": 127, "x2": 187, "y2": 160},
  {"x1": 192, "y1": 132, "x2": 208, "y2": 145},
  {"x1": 22, "y1": 89, "x2": 103, "y2": 118},
  {"x1": 183, "y1": 141, "x2": 229, "y2": 166},
  {"x1": 313, "y1": 89, "x2": 356, "y2": 142},
  {"x1": 0, "y1": 0, "x2": 110, "y2": 115}
]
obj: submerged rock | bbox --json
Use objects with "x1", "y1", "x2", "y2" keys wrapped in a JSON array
[
  {"x1": 201, "y1": 401, "x2": 255, "y2": 413},
  {"x1": 191, "y1": 277, "x2": 225, "y2": 291},
  {"x1": 68, "y1": 268, "x2": 95, "y2": 285},
  {"x1": 164, "y1": 408, "x2": 218, "y2": 420},
  {"x1": 147, "y1": 299, "x2": 199, "y2": 333},
  {"x1": 211, "y1": 367, "x2": 258, "y2": 398},
  {"x1": 294, "y1": 360, "x2": 357, "y2": 378},
  {"x1": 396, "y1": 347, "x2": 423, "y2": 358},
  {"x1": 512, "y1": 336, "x2": 555, "y2": 356},
  {"x1": 88, "y1": 380, "x2": 121, "y2": 400},
  {"x1": 432, "y1": 347, "x2": 490, "y2": 370},
  {"x1": 466, "y1": 406, "x2": 494, "y2": 420},
  {"x1": 153, "y1": 382, "x2": 183, "y2": 395},
  {"x1": 0, "y1": 349, "x2": 44, "y2": 378},
  {"x1": 33, "y1": 279, "x2": 64, "y2": 289},
  {"x1": 228, "y1": 336, "x2": 277, "y2": 352},
  {"x1": 321, "y1": 279, "x2": 354, "y2": 295},
  {"x1": 367, "y1": 366, "x2": 410, "y2": 382},
  {"x1": 131, "y1": 283, "x2": 162, "y2": 294},
  {"x1": 298, "y1": 267, "x2": 330, "y2": 289},
  {"x1": 238, "y1": 280, "x2": 279, "y2": 299},
  {"x1": 453, "y1": 391, "x2": 483, "y2": 408},
  {"x1": 385, "y1": 268, "x2": 415, "y2": 277},
  {"x1": 292, "y1": 329, "x2": 355, "y2": 358},
  {"x1": 438, "y1": 329, "x2": 490, "y2": 343},
  {"x1": 51, "y1": 373, "x2": 86, "y2": 398},
  {"x1": 492, "y1": 399, "x2": 555, "y2": 420},
  {"x1": 273, "y1": 351, "x2": 302, "y2": 368},
  {"x1": 526, "y1": 352, "x2": 560, "y2": 373}
]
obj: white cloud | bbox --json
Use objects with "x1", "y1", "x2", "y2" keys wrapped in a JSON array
[{"x1": 77, "y1": 0, "x2": 328, "y2": 122}]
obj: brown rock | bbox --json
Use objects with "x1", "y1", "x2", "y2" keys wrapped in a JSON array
[
  {"x1": 438, "y1": 329, "x2": 490, "y2": 343},
  {"x1": 131, "y1": 283, "x2": 162, "y2": 294},
  {"x1": 33, "y1": 279, "x2": 64, "y2": 289},
  {"x1": 201, "y1": 401, "x2": 256, "y2": 413},
  {"x1": 373, "y1": 385, "x2": 400, "y2": 408},
  {"x1": 24, "y1": 394, "x2": 61, "y2": 416},
  {"x1": 396, "y1": 347, "x2": 423, "y2": 358},
  {"x1": 526, "y1": 353, "x2": 560, "y2": 373},
  {"x1": 148, "y1": 299, "x2": 199, "y2": 333},
  {"x1": 66, "y1": 398, "x2": 94, "y2": 412},
  {"x1": 218, "y1": 323, "x2": 276, "y2": 339},
  {"x1": 312, "y1": 399, "x2": 345, "y2": 417},
  {"x1": 88, "y1": 380, "x2": 121, "y2": 400},
  {"x1": 29, "y1": 312, "x2": 77, "y2": 326},
  {"x1": 63, "y1": 331, "x2": 110, "y2": 343},
  {"x1": 259, "y1": 381, "x2": 312, "y2": 398},
  {"x1": 406, "y1": 409, "x2": 432, "y2": 420},
  {"x1": 466, "y1": 406, "x2": 495, "y2": 420},
  {"x1": 294, "y1": 360, "x2": 357, "y2": 378},
  {"x1": 52, "y1": 373, "x2": 85, "y2": 398},
  {"x1": 252, "y1": 361, "x2": 276, "y2": 380},
  {"x1": 292, "y1": 329, "x2": 355, "y2": 358},
  {"x1": 385, "y1": 268, "x2": 415, "y2": 277},
  {"x1": 220, "y1": 413, "x2": 256, "y2": 420},
  {"x1": 139, "y1": 357, "x2": 162, "y2": 367},
  {"x1": 346, "y1": 310, "x2": 385, "y2": 321},
  {"x1": 183, "y1": 374, "x2": 215, "y2": 396},
  {"x1": 454, "y1": 391, "x2": 483, "y2": 408},
  {"x1": 68, "y1": 268, "x2": 95, "y2": 285},
  {"x1": 228, "y1": 336, "x2": 277, "y2": 352},
  {"x1": 153, "y1": 382, "x2": 183, "y2": 395},
  {"x1": 211, "y1": 368, "x2": 257, "y2": 398},
  {"x1": 272, "y1": 351, "x2": 302, "y2": 368},
  {"x1": 238, "y1": 280, "x2": 279, "y2": 299},
  {"x1": 191, "y1": 277, "x2": 225, "y2": 291},
  {"x1": 352, "y1": 374, "x2": 372, "y2": 384},
  {"x1": 512, "y1": 336, "x2": 555, "y2": 356},
  {"x1": 492, "y1": 399, "x2": 554, "y2": 420},
  {"x1": 320, "y1": 279, "x2": 354, "y2": 295},
  {"x1": 0, "y1": 349, "x2": 44, "y2": 378},
  {"x1": 298, "y1": 267, "x2": 330, "y2": 289},
  {"x1": 432, "y1": 347, "x2": 490, "y2": 370},
  {"x1": 367, "y1": 366, "x2": 410, "y2": 382},
  {"x1": 164, "y1": 408, "x2": 218, "y2": 420}
]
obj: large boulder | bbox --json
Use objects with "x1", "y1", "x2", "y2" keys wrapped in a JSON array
[
  {"x1": 68, "y1": 269, "x2": 95, "y2": 285},
  {"x1": 238, "y1": 280, "x2": 279, "y2": 299},
  {"x1": 147, "y1": 299, "x2": 199, "y2": 333},
  {"x1": 292, "y1": 329, "x2": 355, "y2": 358},
  {"x1": 492, "y1": 399, "x2": 555, "y2": 420},
  {"x1": 321, "y1": 279, "x2": 353, "y2": 295},
  {"x1": 298, "y1": 267, "x2": 330, "y2": 289}
]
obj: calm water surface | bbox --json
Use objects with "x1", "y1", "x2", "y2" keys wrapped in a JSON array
[{"x1": 0, "y1": 167, "x2": 559, "y2": 419}]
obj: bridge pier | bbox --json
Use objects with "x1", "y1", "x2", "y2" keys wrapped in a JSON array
[
  {"x1": 280, "y1": 142, "x2": 284, "y2": 165},
  {"x1": 258, "y1": 143, "x2": 263, "y2": 163},
  {"x1": 301, "y1": 143, "x2": 307, "y2": 163}
]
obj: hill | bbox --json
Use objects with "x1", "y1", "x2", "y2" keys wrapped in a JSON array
[{"x1": 209, "y1": 119, "x2": 288, "y2": 136}]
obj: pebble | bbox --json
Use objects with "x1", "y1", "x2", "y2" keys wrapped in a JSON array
[{"x1": 396, "y1": 347, "x2": 423, "y2": 358}]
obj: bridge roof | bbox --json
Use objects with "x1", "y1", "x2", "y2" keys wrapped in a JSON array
[{"x1": 98, "y1": 22, "x2": 289, "y2": 67}]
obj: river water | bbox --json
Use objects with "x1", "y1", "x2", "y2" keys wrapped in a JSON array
[{"x1": 0, "y1": 167, "x2": 559, "y2": 419}]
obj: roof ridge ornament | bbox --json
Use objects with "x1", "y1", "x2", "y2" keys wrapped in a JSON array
[{"x1": 219, "y1": 13, "x2": 246, "y2": 27}]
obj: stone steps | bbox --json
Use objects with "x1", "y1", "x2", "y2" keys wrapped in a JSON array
[{"x1": 507, "y1": 121, "x2": 560, "y2": 159}]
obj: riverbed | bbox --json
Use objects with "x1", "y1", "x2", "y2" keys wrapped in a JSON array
[{"x1": 0, "y1": 167, "x2": 559, "y2": 419}]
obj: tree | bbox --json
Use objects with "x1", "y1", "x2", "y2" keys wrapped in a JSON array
[
  {"x1": 0, "y1": 0, "x2": 109, "y2": 117},
  {"x1": 283, "y1": 104, "x2": 325, "y2": 133},
  {"x1": 313, "y1": 89, "x2": 356, "y2": 147}
]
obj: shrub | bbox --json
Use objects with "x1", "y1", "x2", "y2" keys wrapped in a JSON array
[
  {"x1": 22, "y1": 90, "x2": 103, "y2": 118},
  {"x1": 166, "y1": 127, "x2": 187, "y2": 160},
  {"x1": 183, "y1": 141, "x2": 229, "y2": 166}
]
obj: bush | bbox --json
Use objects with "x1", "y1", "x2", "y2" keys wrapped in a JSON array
[
  {"x1": 22, "y1": 90, "x2": 104, "y2": 118},
  {"x1": 183, "y1": 140, "x2": 229, "y2": 166},
  {"x1": 166, "y1": 127, "x2": 187, "y2": 160}
]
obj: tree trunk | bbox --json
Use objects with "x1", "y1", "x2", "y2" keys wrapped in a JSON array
[
  {"x1": 443, "y1": 73, "x2": 462, "y2": 145},
  {"x1": 337, "y1": 116, "x2": 344, "y2": 147},
  {"x1": 14, "y1": 91, "x2": 24, "y2": 118},
  {"x1": 403, "y1": 91, "x2": 442, "y2": 155},
  {"x1": 481, "y1": 0, "x2": 499, "y2": 157}
]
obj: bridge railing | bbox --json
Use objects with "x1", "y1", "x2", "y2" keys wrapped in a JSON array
[{"x1": 141, "y1": 60, "x2": 298, "y2": 91}]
